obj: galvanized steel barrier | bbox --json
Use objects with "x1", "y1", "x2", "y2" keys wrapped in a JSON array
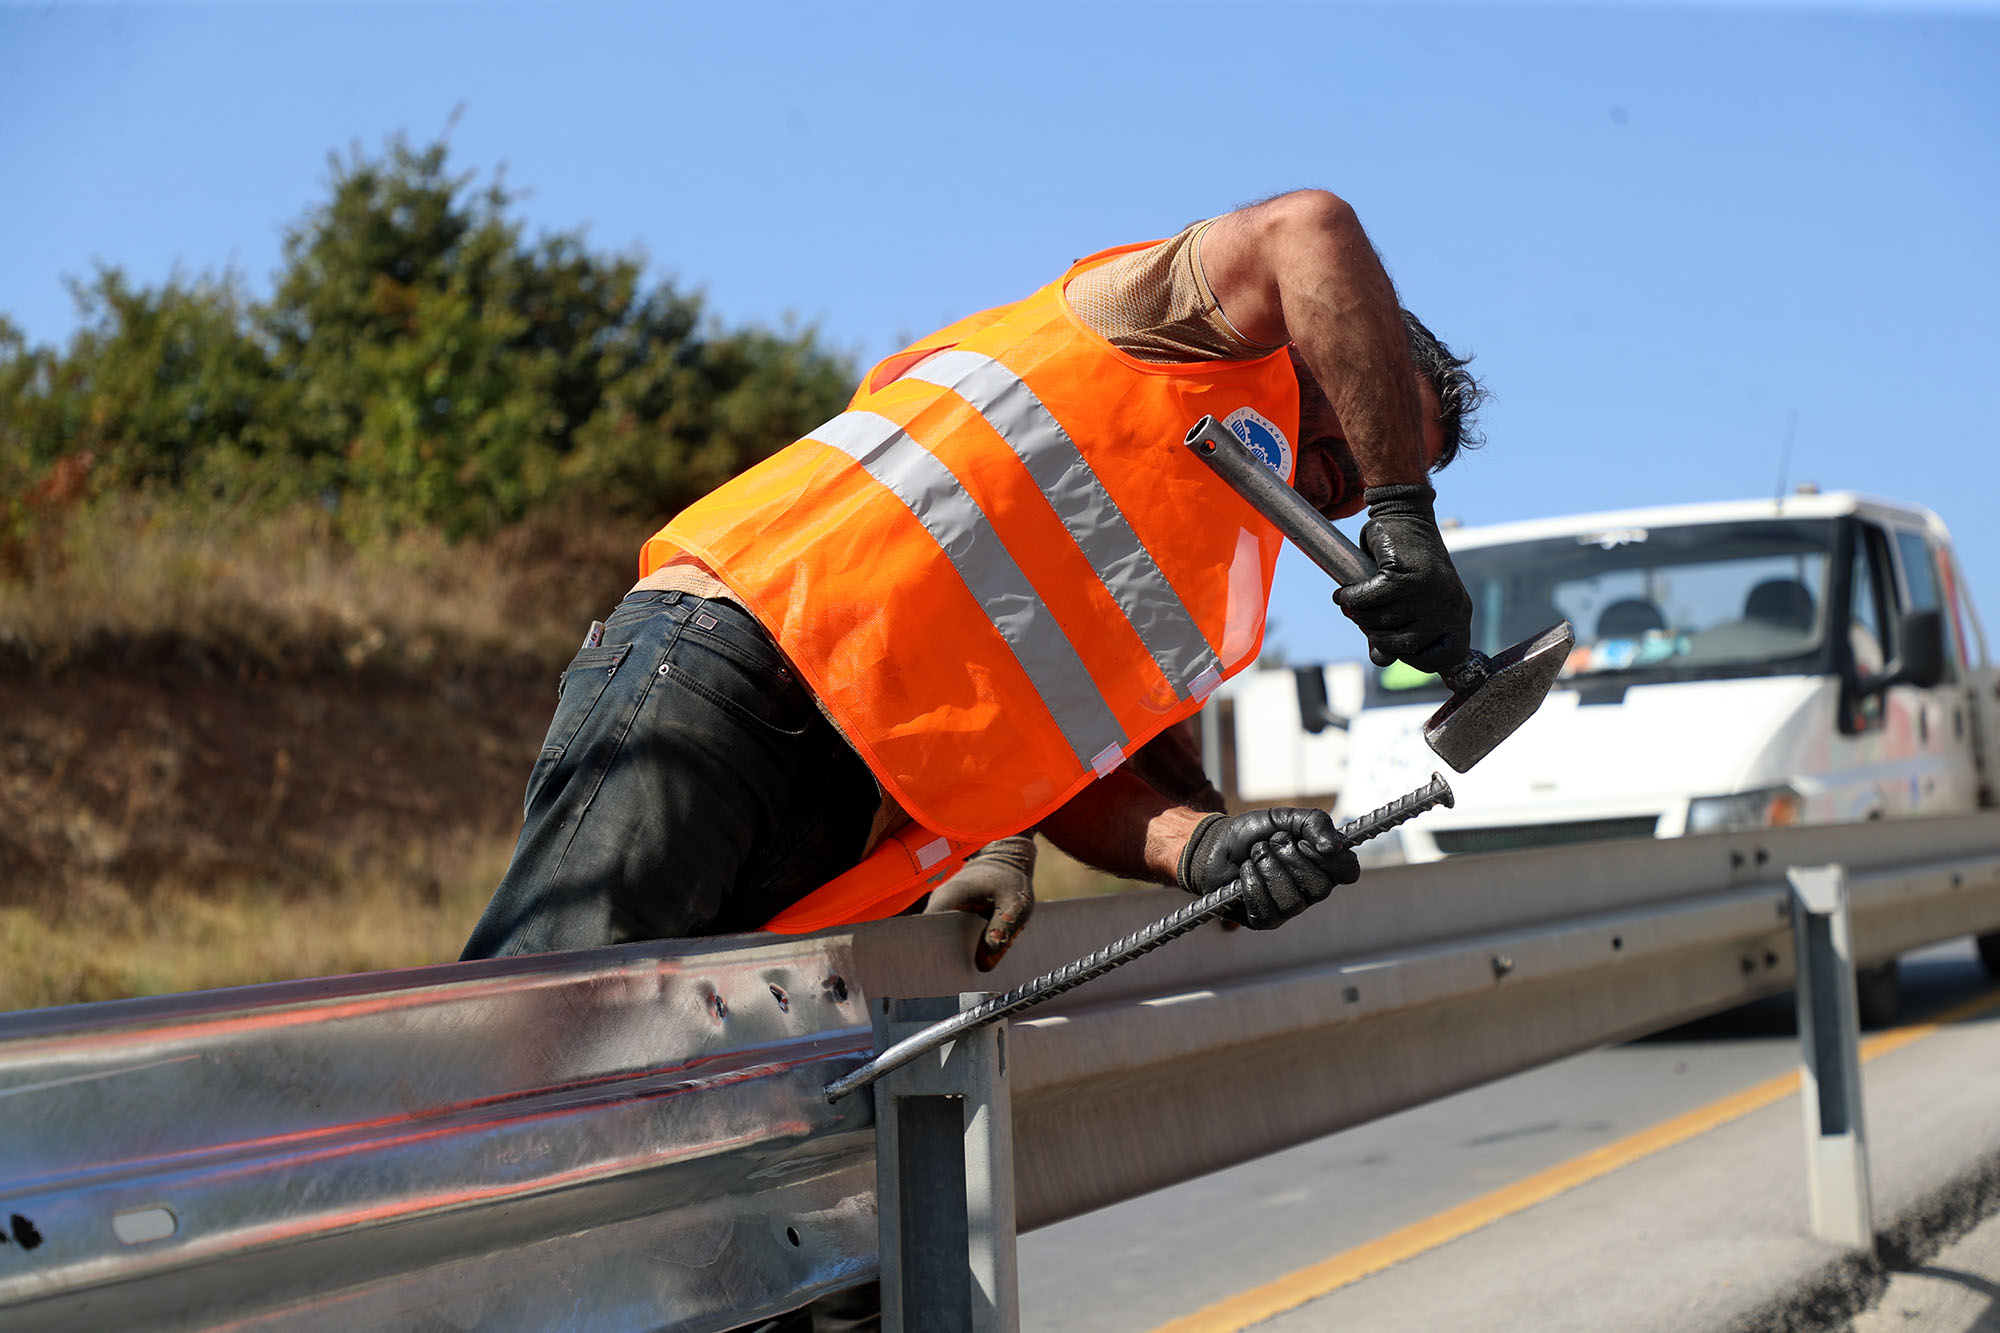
[{"x1": 5, "y1": 813, "x2": 2000, "y2": 1330}]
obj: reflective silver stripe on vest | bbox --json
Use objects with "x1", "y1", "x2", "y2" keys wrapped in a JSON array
[
  {"x1": 810, "y1": 411, "x2": 1128, "y2": 773},
  {"x1": 902, "y1": 349, "x2": 1223, "y2": 701}
]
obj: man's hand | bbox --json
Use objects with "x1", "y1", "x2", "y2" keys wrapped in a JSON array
[
  {"x1": 1332, "y1": 482, "x2": 1474, "y2": 675},
  {"x1": 923, "y1": 834, "x2": 1036, "y2": 970},
  {"x1": 1174, "y1": 808, "x2": 1358, "y2": 930}
]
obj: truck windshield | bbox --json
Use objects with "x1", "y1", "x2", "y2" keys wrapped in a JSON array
[{"x1": 1366, "y1": 518, "x2": 1838, "y2": 705}]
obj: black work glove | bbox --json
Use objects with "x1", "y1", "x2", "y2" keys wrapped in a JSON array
[
  {"x1": 1174, "y1": 808, "x2": 1359, "y2": 930},
  {"x1": 923, "y1": 834, "x2": 1037, "y2": 970},
  {"x1": 1331, "y1": 483, "x2": 1474, "y2": 676}
]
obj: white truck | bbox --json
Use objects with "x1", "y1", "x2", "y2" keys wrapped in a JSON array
[{"x1": 1321, "y1": 491, "x2": 2000, "y2": 1017}]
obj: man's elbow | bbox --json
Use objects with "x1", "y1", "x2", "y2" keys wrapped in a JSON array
[{"x1": 1257, "y1": 188, "x2": 1363, "y2": 245}]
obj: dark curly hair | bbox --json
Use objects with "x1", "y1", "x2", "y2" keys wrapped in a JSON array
[{"x1": 1402, "y1": 308, "x2": 1486, "y2": 473}]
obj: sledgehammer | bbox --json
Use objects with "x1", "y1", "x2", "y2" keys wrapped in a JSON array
[{"x1": 1185, "y1": 416, "x2": 1574, "y2": 773}]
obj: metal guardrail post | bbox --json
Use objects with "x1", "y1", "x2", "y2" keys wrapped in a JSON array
[
  {"x1": 1787, "y1": 863, "x2": 1874, "y2": 1250},
  {"x1": 873, "y1": 993, "x2": 1019, "y2": 1333}
]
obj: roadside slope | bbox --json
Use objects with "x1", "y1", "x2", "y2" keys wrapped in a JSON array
[{"x1": 1, "y1": 663, "x2": 548, "y2": 1008}]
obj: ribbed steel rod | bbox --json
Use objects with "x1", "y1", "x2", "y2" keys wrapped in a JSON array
[{"x1": 823, "y1": 773, "x2": 1454, "y2": 1102}]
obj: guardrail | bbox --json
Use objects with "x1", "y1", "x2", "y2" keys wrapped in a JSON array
[{"x1": 5, "y1": 813, "x2": 2000, "y2": 1330}]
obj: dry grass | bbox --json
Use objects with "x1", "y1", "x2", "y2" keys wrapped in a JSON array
[
  {"x1": 0, "y1": 494, "x2": 648, "y2": 680},
  {"x1": 0, "y1": 832, "x2": 512, "y2": 1011}
]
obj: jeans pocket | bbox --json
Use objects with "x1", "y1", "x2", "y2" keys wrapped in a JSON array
[
  {"x1": 680, "y1": 602, "x2": 793, "y2": 681},
  {"x1": 525, "y1": 643, "x2": 634, "y2": 812},
  {"x1": 664, "y1": 632, "x2": 815, "y2": 737},
  {"x1": 556, "y1": 643, "x2": 632, "y2": 709}
]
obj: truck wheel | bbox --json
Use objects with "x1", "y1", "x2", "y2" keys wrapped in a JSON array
[
  {"x1": 1978, "y1": 932, "x2": 2000, "y2": 980},
  {"x1": 1856, "y1": 960, "x2": 1901, "y2": 1030}
]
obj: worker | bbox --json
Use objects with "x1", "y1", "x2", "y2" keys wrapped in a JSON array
[{"x1": 461, "y1": 188, "x2": 1482, "y2": 977}]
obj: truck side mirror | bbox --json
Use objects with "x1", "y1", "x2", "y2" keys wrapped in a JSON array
[
  {"x1": 1861, "y1": 608, "x2": 1946, "y2": 695},
  {"x1": 1893, "y1": 609, "x2": 1947, "y2": 689},
  {"x1": 1294, "y1": 665, "x2": 1348, "y2": 734}
]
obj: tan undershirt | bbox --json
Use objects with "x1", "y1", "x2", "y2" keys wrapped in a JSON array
[
  {"x1": 631, "y1": 219, "x2": 1275, "y2": 849},
  {"x1": 1064, "y1": 218, "x2": 1280, "y2": 364}
]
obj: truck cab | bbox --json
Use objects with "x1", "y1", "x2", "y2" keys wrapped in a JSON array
[{"x1": 1333, "y1": 492, "x2": 1997, "y2": 866}]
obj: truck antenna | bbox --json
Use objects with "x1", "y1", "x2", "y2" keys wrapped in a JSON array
[{"x1": 1774, "y1": 408, "x2": 1798, "y2": 507}]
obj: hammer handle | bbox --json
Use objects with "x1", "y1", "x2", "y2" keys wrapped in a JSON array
[
  {"x1": 1185, "y1": 416, "x2": 1490, "y2": 694},
  {"x1": 1184, "y1": 417, "x2": 1376, "y2": 586}
]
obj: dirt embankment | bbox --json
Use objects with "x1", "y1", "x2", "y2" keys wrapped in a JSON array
[
  {"x1": 0, "y1": 500, "x2": 671, "y2": 1005},
  {"x1": 1, "y1": 667, "x2": 548, "y2": 900},
  {"x1": 0, "y1": 664, "x2": 551, "y2": 1007}
]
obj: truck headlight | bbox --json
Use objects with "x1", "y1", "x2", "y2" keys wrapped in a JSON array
[{"x1": 1685, "y1": 785, "x2": 1803, "y2": 835}]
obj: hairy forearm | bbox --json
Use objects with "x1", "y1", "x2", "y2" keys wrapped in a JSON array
[
  {"x1": 1037, "y1": 769, "x2": 1208, "y2": 886},
  {"x1": 1281, "y1": 226, "x2": 1428, "y2": 487},
  {"x1": 1124, "y1": 718, "x2": 1228, "y2": 814}
]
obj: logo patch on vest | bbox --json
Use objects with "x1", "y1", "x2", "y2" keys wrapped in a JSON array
[{"x1": 1222, "y1": 407, "x2": 1292, "y2": 479}]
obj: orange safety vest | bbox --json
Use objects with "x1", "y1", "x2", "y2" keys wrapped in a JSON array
[{"x1": 642, "y1": 241, "x2": 1301, "y2": 931}]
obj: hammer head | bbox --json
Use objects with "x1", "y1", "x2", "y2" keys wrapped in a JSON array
[{"x1": 1423, "y1": 621, "x2": 1577, "y2": 773}]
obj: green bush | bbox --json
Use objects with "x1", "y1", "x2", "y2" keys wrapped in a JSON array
[{"x1": 0, "y1": 134, "x2": 855, "y2": 554}]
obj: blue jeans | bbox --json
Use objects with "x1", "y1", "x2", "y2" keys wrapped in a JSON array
[{"x1": 461, "y1": 590, "x2": 880, "y2": 959}]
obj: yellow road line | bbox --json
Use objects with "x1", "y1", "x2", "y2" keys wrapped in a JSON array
[{"x1": 1154, "y1": 984, "x2": 2000, "y2": 1333}]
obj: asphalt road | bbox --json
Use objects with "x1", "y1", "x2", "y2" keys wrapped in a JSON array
[{"x1": 1018, "y1": 937, "x2": 2000, "y2": 1332}]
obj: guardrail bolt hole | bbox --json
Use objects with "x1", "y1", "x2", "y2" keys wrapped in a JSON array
[
  {"x1": 1764, "y1": 950, "x2": 1780, "y2": 968},
  {"x1": 112, "y1": 1206, "x2": 176, "y2": 1246},
  {"x1": 1342, "y1": 986, "x2": 1360, "y2": 1003},
  {"x1": 1732, "y1": 852, "x2": 1745, "y2": 870},
  {"x1": 823, "y1": 976, "x2": 849, "y2": 1003},
  {"x1": 1740, "y1": 956, "x2": 1756, "y2": 975},
  {"x1": 769, "y1": 984, "x2": 790, "y2": 1012},
  {"x1": 1952, "y1": 873, "x2": 1964, "y2": 888},
  {"x1": 786, "y1": 1226, "x2": 802, "y2": 1247},
  {"x1": 1610, "y1": 936, "x2": 1623, "y2": 951},
  {"x1": 708, "y1": 992, "x2": 728, "y2": 1021},
  {"x1": 1491, "y1": 955, "x2": 1514, "y2": 979},
  {"x1": 1755, "y1": 848, "x2": 1769, "y2": 866}
]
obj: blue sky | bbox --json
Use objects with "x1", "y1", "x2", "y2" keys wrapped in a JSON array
[{"x1": 3, "y1": 1, "x2": 1996, "y2": 663}]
